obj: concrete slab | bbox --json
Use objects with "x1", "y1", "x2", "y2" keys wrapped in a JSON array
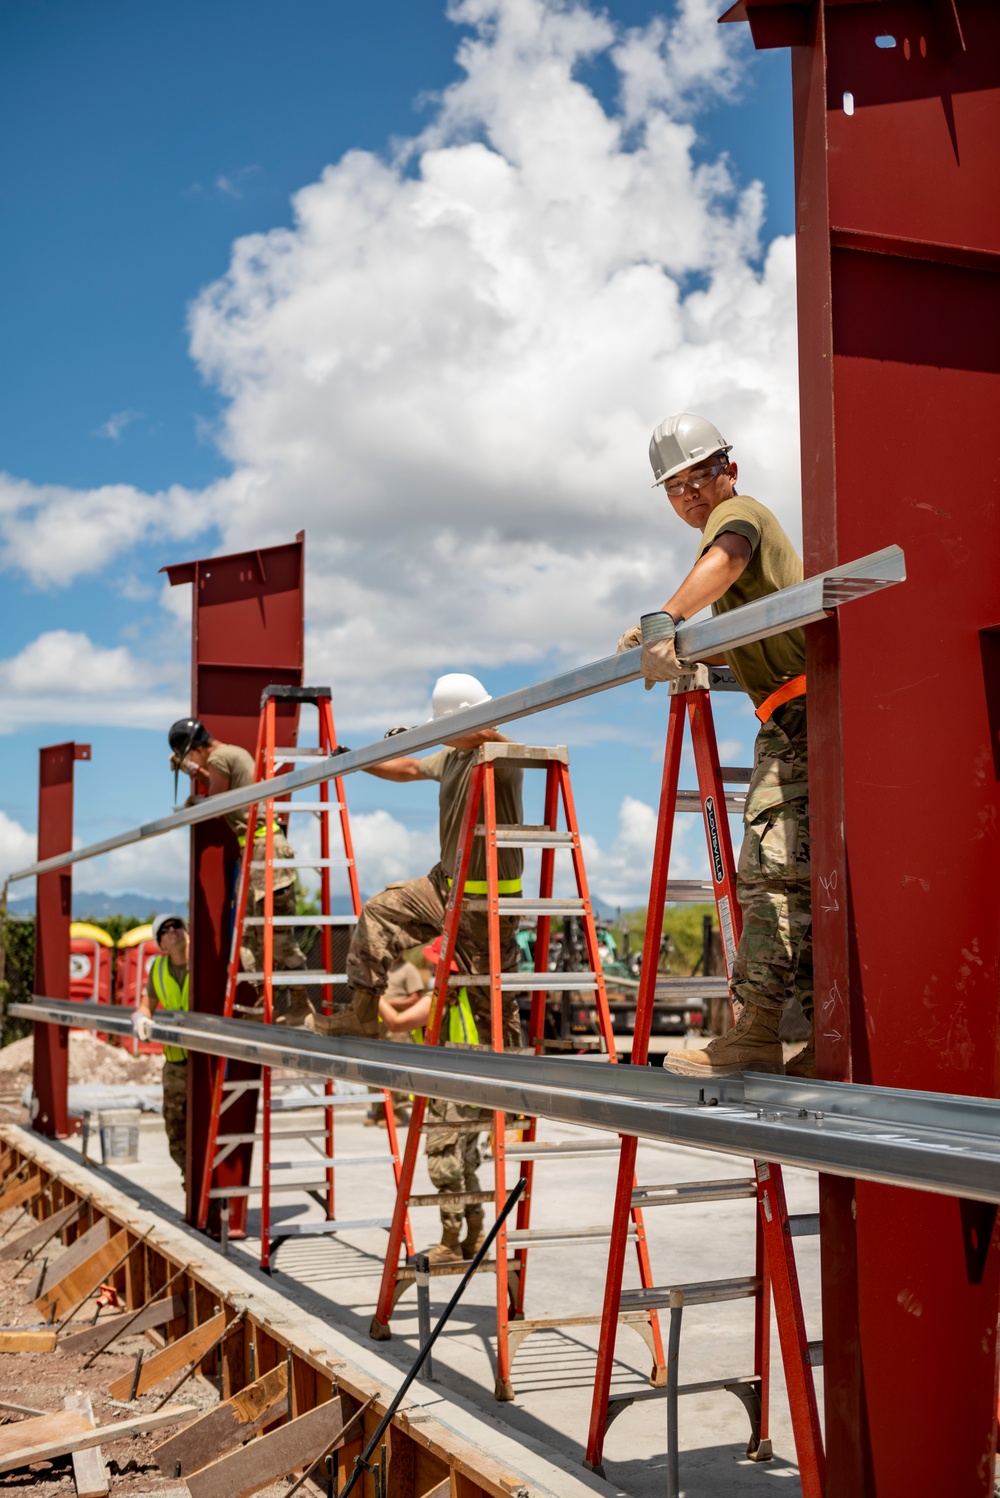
[{"x1": 45, "y1": 1082, "x2": 820, "y2": 1498}]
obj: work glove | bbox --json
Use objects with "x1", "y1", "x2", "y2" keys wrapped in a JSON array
[
  {"x1": 616, "y1": 623, "x2": 642, "y2": 653},
  {"x1": 383, "y1": 726, "x2": 410, "y2": 738},
  {"x1": 331, "y1": 744, "x2": 350, "y2": 755},
  {"x1": 131, "y1": 1009, "x2": 153, "y2": 1043},
  {"x1": 640, "y1": 612, "x2": 687, "y2": 689}
]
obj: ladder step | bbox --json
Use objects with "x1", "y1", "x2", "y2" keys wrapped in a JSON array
[
  {"x1": 221, "y1": 1080, "x2": 261, "y2": 1093},
  {"x1": 631, "y1": 1179, "x2": 756, "y2": 1208},
  {"x1": 620, "y1": 1276, "x2": 760, "y2": 1312},
  {"x1": 273, "y1": 1217, "x2": 393, "y2": 1235},
  {"x1": 608, "y1": 1374, "x2": 759, "y2": 1406},
  {"x1": 211, "y1": 1180, "x2": 339, "y2": 1197},
  {"x1": 511, "y1": 1310, "x2": 659, "y2": 1333},
  {"x1": 270, "y1": 1093, "x2": 372, "y2": 1112},
  {"x1": 719, "y1": 766, "x2": 753, "y2": 783},
  {"x1": 504, "y1": 1140, "x2": 621, "y2": 1160},
  {"x1": 675, "y1": 790, "x2": 746, "y2": 814},
  {"x1": 408, "y1": 1190, "x2": 494, "y2": 1208},
  {"x1": 396, "y1": 1259, "x2": 497, "y2": 1281},
  {"x1": 789, "y1": 1212, "x2": 821, "y2": 1237},
  {"x1": 270, "y1": 801, "x2": 345, "y2": 812},
  {"x1": 251, "y1": 858, "x2": 353, "y2": 868},
  {"x1": 505, "y1": 1226, "x2": 636, "y2": 1246},
  {"x1": 268, "y1": 1155, "x2": 395, "y2": 1170},
  {"x1": 463, "y1": 898, "x2": 585, "y2": 915},
  {"x1": 480, "y1": 827, "x2": 575, "y2": 847},
  {"x1": 454, "y1": 974, "x2": 600, "y2": 991},
  {"x1": 239, "y1": 971, "x2": 347, "y2": 984},
  {"x1": 243, "y1": 916, "x2": 358, "y2": 927}
]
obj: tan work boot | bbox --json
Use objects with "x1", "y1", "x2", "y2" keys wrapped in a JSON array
[
  {"x1": 461, "y1": 1208, "x2": 486, "y2": 1260},
  {"x1": 306, "y1": 1009, "x2": 378, "y2": 1039},
  {"x1": 663, "y1": 1003, "x2": 784, "y2": 1077},
  {"x1": 424, "y1": 1228, "x2": 463, "y2": 1266},
  {"x1": 784, "y1": 1033, "x2": 816, "y2": 1079}
]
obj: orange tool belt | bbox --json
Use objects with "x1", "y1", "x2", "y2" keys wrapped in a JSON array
[{"x1": 755, "y1": 673, "x2": 807, "y2": 725}]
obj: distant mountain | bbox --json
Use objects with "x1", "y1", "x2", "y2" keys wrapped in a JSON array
[{"x1": 6, "y1": 889, "x2": 360, "y2": 920}]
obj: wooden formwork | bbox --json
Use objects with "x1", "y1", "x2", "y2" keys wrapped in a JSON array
[{"x1": 0, "y1": 1124, "x2": 544, "y2": 1498}]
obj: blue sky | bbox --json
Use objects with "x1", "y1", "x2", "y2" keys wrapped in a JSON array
[{"x1": 0, "y1": 0, "x2": 796, "y2": 907}]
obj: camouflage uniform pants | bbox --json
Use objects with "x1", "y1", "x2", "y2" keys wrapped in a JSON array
[
  {"x1": 162, "y1": 1059, "x2": 187, "y2": 1177},
  {"x1": 346, "y1": 862, "x2": 522, "y2": 1048},
  {"x1": 732, "y1": 698, "x2": 812, "y2": 1022},
  {"x1": 242, "y1": 833, "x2": 311, "y2": 1024},
  {"x1": 425, "y1": 1099, "x2": 488, "y2": 1237}
]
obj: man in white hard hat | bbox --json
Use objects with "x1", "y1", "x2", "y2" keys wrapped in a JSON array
[
  {"x1": 619, "y1": 413, "x2": 813, "y2": 1079},
  {"x1": 132, "y1": 913, "x2": 190, "y2": 1182},
  {"x1": 313, "y1": 673, "x2": 524, "y2": 1059}
]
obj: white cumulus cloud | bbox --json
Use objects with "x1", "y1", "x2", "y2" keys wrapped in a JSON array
[{"x1": 0, "y1": 631, "x2": 186, "y2": 732}]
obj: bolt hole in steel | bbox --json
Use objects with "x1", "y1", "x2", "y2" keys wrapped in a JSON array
[
  {"x1": 842, "y1": 91, "x2": 855, "y2": 116},
  {"x1": 875, "y1": 34, "x2": 896, "y2": 48}
]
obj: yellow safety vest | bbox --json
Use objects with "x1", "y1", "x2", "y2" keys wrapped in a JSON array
[
  {"x1": 410, "y1": 988, "x2": 479, "y2": 1047},
  {"x1": 149, "y1": 955, "x2": 189, "y2": 1063},
  {"x1": 236, "y1": 821, "x2": 283, "y2": 849},
  {"x1": 446, "y1": 876, "x2": 522, "y2": 896}
]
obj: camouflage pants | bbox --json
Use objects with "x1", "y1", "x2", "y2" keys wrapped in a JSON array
[
  {"x1": 732, "y1": 698, "x2": 813, "y2": 1021},
  {"x1": 425, "y1": 1098, "x2": 487, "y2": 1236},
  {"x1": 162, "y1": 1060, "x2": 187, "y2": 1177},
  {"x1": 242, "y1": 834, "x2": 311, "y2": 1024},
  {"x1": 346, "y1": 862, "x2": 522, "y2": 1048}
]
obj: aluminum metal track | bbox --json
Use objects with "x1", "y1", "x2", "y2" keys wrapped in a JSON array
[
  {"x1": 16, "y1": 994, "x2": 1000, "y2": 1205},
  {"x1": 7, "y1": 543, "x2": 904, "y2": 885}
]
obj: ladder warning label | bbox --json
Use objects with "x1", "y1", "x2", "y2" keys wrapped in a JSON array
[
  {"x1": 705, "y1": 796, "x2": 724, "y2": 883},
  {"x1": 718, "y1": 894, "x2": 736, "y2": 971}
]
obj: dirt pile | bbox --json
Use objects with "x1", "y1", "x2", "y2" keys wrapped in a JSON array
[{"x1": 0, "y1": 1031, "x2": 163, "y2": 1097}]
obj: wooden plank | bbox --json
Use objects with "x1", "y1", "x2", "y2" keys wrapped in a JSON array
[
  {"x1": 32, "y1": 1217, "x2": 107, "y2": 1305},
  {"x1": 65, "y1": 1394, "x2": 108, "y2": 1498},
  {"x1": 186, "y1": 1395, "x2": 346, "y2": 1498},
  {"x1": 153, "y1": 1363, "x2": 288, "y2": 1477},
  {"x1": 0, "y1": 1410, "x2": 92, "y2": 1461},
  {"x1": 59, "y1": 1295, "x2": 186, "y2": 1355},
  {"x1": 36, "y1": 1229, "x2": 128, "y2": 1320},
  {"x1": 0, "y1": 1329, "x2": 58, "y2": 1353},
  {"x1": 0, "y1": 1173, "x2": 42, "y2": 1214},
  {"x1": 0, "y1": 1404, "x2": 198, "y2": 1474},
  {"x1": 107, "y1": 1311, "x2": 226, "y2": 1401},
  {"x1": 0, "y1": 1200, "x2": 82, "y2": 1261},
  {"x1": 420, "y1": 1482, "x2": 450, "y2": 1498}
]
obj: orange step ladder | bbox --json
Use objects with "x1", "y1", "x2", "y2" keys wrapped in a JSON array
[
  {"x1": 583, "y1": 666, "x2": 824, "y2": 1497},
  {"x1": 196, "y1": 685, "x2": 412, "y2": 1272},
  {"x1": 369, "y1": 742, "x2": 668, "y2": 1400}
]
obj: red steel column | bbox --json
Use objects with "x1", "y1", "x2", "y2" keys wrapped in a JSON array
[
  {"x1": 163, "y1": 534, "x2": 305, "y2": 1228},
  {"x1": 32, "y1": 742, "x2": 91, "y2": 1138},
  {"x1": 723, "y1": 2, "x2": 1000, "y2": 1492}
]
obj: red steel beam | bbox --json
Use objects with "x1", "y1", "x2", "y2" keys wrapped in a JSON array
[
  {"x1": 32, "y1": 742, "x2": 91, "y2": 1138},
  {"x1": 722, "y1": 2, "x2": 1000, "y2": 1492},
  {"x1": 163, "y1": 534, "x2": 305, "y2": 1231}
]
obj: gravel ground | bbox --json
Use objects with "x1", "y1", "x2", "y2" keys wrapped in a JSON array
[{"x1": 0, "y1": 1035, "x2": 164, "y2": 1100}]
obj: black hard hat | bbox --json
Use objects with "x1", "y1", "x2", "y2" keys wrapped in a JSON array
[{"x1": 168, "y1": 717, "x2": 210, "y2": 757}]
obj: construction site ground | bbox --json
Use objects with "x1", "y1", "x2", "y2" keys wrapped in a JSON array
[{"x1": 0, "y1": 1033, "x2": 823, "y2": 1498}]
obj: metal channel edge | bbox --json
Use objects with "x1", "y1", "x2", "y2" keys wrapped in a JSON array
[
  {"x1": 14, "y1": 994, "x2": 1000, "y2": 1206},
  {"x1": 7, "y1": 544, "x2": 904, "y2": 885}
]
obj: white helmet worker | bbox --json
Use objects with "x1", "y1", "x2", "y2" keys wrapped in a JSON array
[
  {"x1": 428, "y1": 673, "x2": 492, "y2": 722},
  {"x1": 152, "y1": 913, "x2": 187, "y2": 946},
  {"x1": 649, "y1": 413, "x2": 732, "y2": 488}
]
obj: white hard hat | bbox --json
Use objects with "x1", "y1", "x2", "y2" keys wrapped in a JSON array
[
  {"x1": 428, "y1": 673, "x2": 492, "y2": 722},
  {"x1": 152, "y1": 913, "x2": 187, "y2": 945},
  {"x1": 649, "y1": 413, "x2": 732, "y2": 487}
]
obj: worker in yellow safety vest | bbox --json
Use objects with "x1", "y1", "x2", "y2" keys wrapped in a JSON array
[
  {"x1": 132, "y1": 913, "x2": 190, "y2": 1184},
  {"x1": 377, "y1": 937, "x2": 488, "y2": 1264}
]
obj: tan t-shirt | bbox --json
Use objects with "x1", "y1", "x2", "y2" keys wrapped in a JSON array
[
  {"x1": 417, "y1": 745, "x2": 524, "y2": 884},
  {"x1": 698, "y1": 495, "x2": 806, "y2": 708},
  {"x1": 384, "y1": 959, "x2": 426, "y2": 1004},
  {"x1": 206, "y1": 743, "x2": 256, "y2": 838}
]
